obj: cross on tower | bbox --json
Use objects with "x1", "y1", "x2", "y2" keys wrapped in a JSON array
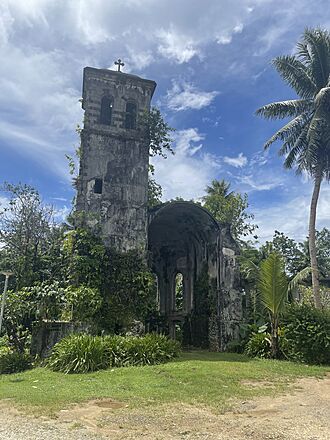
[{"x1": 114, "y1": 59, "x2": 125, "y2": 72}]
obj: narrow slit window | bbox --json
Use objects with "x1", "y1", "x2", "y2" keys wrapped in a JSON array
[
  {"x1": 94, "y1": 178, "x2": 103, "y2": 194},
  {"x1": 175, "y1": 273, "x2": 184, "y2": 311},
  {"x1": 125, "y1": 102, "x2": 137, "y2": 129},
  {"x1": 100, "y1": 96, "x2": 113, "y2": 125}
]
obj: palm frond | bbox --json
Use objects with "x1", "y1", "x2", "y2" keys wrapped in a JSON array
[
  {"x1": 283, "y1": 125, "x2": 309, "y2": 170},
  {"x1": 272, "y1": 55, "x2": 317, "y2": 98},
  {"x1": 264, "y1": 113, "x2": 310, "y2": 149},
  {"x1": 258, "y1": 253, "x2": 288, "y2": 315},
  {"x1": 288, "y1": 266, "x2": 311, "y2": 295},
  {"x1": 256, "y1": 99, "x2": 313, "y2": 120},
  {"x1": 302, "y1": 28, "x2": 330, "y2": 89},
  {"x1": 278, "y1": 116, "x2": 311, "y2": 156}
]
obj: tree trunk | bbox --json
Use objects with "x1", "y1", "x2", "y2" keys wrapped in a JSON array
[
  {"x1": 309, "y1": 171, "x2": 322, "y2": 309},
  {"x1": 270, "y1": 315, "x2": 279, "y2": 359}
]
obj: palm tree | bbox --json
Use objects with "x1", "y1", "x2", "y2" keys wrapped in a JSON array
[
  {"x1": 256, "y1": 28, "x2": 330, "y2": 309},
  {"x1": 258, "y1": 253, "x2": 311, "y2": 358}
]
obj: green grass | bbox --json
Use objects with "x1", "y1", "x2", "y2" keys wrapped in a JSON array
[{"x1": 0, "y1": 351, "x2": 328, "y2": 415}]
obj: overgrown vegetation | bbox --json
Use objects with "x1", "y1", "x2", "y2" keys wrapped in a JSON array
[{"x1": 48, "y1": 333, "x2": 180, "y2": 373}]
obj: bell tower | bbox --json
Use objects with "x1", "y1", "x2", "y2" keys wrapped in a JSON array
[{"x1": 76, "y1": 66, "x2": 156, "y2": 252}]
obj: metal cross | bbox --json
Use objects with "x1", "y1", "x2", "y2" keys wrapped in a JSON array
[{"x1": 114, "y1": 59, "x2": 125, "y2": 72}]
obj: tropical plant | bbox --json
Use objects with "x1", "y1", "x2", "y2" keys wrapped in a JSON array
[
  {"x1": 202, "y1": 179, "x2": 257, "y2": 239},
  {"x1": 245, "y1": 252, "x2": 311, "y2": 358},
  {"x1": 48, "y1": 333, "x2": 181, "y2": 373},
  {"x1": 258, "y1": 253, "x2": 288, "y2": 357},
  {"x1": 256, "y1": 28, "x2": 330, "y2": 308}
]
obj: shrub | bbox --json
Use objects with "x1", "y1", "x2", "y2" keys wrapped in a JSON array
[
  {"x1": 48, "y1": 333, "x2": 181, "y2": 373},
  {"x1": 283, "y1": 304, "x2": 330, "y2": 364},
  {"x1": 0, "y1": 351, "x2": 32, "y2": 374},
  {"x1": 245, "y1": 332, "x2": 272, "y2": 358},
  {"x1": 48, "y1": 334, "x2": 110, "y2": 374},
  {"x1": 225, "y1": 340, "x2": 245, "y2": 353},
  {"x1": 106, "y1": 333, "x2": 181, "y2": 367}
]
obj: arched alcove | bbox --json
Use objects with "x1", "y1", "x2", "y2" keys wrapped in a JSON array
[{"x1": 148, "y1": 201, "x2": 221, "y2": 344}]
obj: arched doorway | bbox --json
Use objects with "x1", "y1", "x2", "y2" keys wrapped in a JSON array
[{"x1": 148, "y1": 201, "x2": 224, "y2": 346}]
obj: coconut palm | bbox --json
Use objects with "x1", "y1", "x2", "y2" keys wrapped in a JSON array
[
  {"x1": 256, "y1": 28, "x2": 330, "y2": 309},
  {"x1": 258, "y1": 253, "x2": 311, "y2": 358}
]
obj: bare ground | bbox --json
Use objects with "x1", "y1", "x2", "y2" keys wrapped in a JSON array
[{"x1": 0, "y1": 375, "x2": 329, "y2": 440}]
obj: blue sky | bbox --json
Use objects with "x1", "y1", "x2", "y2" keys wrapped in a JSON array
[{"x1": 0, "y1": 0, "x2": 330, "y2": 242}]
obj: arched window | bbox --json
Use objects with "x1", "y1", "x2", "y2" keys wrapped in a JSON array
[
  {"x1": 175, "y1": 273, "x2": 184, "y2": 311},
  {"x1": 125, "y1": 101, "x2": 137, "y2": 129},
  {"x1": 100, "y1": 96, "x2": 113, "y2": 125}
]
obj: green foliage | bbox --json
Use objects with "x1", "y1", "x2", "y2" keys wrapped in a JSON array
[
  {"x1": 142, "y1": 107, "x2": 175, "y2": 158},
  {"x1": 65, "y1": 286, "x2": 102, "y2": 322},
  {"x1": 48, "y1": 333, "x2": 181, "y2": 374},
  {"x1": 283, "y1": 304, "x2": 330, "y2": 364},
  {"x1": 48, "y1": 334, "x2": 110, "y2": 374},
  {"x1": 261, "y1": 229, "x2": 330, "y2": 280},
  {"x1": 101, "y1": 249, "x2": 156, "y2": 332},
  {"x1": 261, "y1": 231, "x2": 307, "y2": 276},
  {"x1": 63, "y1": 228, "x2": 108, "y2": 289},
  {"x1": 256, "y1": 28, "x2": 330, "y2": 309},
  {"x1": 245, "y1": 332, "x2": 272, "y2": 358},
  {"x1": 202, "y1": 179, "x2": 257, "y2": 239},
  {"x1": 298, "y1": 285, "x2": 330, "y2": 309},
  {"x1": 0, "y1": 351, "x2": 32, "y2": 374},
  {"x1": 259, "y1": 253, "x2": 288, "y2": 316},
  {"x1": 0, "y1": 182, "x2": 64, "y2": 289},
  {"x1": 105, "y1": 333, "x2": 181, "y2": 367},
  {"x1": 148, "y1": 175, "x2": 163, "y2": 207}
]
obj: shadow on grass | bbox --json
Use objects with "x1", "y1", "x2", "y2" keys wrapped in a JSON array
[{"x1": 175, "y1": 350, "x2": 250, "y2": 363}]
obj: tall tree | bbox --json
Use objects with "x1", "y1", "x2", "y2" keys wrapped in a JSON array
[
  {"x1": 202, "y1": 179, "x2": 257, "y2": 239},
  {"x1": 0, "y1": 183, "x2": 62, "y2": 289},
  {"x1": 256, "y1": 28, "x2": 330, "y2": 308}
]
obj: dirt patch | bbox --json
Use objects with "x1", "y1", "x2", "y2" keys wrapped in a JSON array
[
  {"x1": 57, "y1": 375, "x2": 330, "y2": 439},
  {"x1": 0, "y1": 375, "x2": 329, "y2": 439}
]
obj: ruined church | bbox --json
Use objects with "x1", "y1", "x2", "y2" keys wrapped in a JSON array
[{"x1": 76, "y1": 65, "x2": 242, "y2": 350}]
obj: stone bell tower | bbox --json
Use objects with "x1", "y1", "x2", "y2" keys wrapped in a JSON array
[{"x1": 76, "y1": 65, "x2": 156, "y2": 252}]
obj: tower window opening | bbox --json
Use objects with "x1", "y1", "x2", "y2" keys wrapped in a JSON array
[
  {"x1": 175, "y1": 272, "x2": 184, "y2": 312},
  {"x1": 100, "y1": 96, "x2": 113, "y2": 125},
  {"x1": 94, "y1": 178, "x2": 103, "y2": 194},
  {"x1": 125, "y1": 101, "x2": 137, "y2": 129}
]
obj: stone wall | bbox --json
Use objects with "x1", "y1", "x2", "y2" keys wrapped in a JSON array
[{"x1": 76, "y1": 67, "x2": 156, "y2": 252}]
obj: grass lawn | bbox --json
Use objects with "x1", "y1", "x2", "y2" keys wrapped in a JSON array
[{"x1": 0, "y1": 351, "x2": 329, "y2": 415}]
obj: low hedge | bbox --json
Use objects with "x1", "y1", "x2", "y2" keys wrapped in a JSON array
[
  {"x1": 0, "y1": 351, "x2": 32, "y2": 374},
  {"x1": 48, "y1": 333, "x2": 181, "y2": 374}
]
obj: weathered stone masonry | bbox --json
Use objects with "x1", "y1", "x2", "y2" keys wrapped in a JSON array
[
  {"x1": 76, "y1": 67, "x2": 156, "y2": 252},
  {"x1": 76, "y1": 66, "x2": 243, "y2": 349}
]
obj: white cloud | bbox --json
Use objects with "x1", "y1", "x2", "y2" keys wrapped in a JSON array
[
  {"x1": 237, "y1": 174, "x2": 282, "y2": 191},
  {"x1": 223, "y1": 152, "x2": 247, "y2": 168},
  {"x1": 151, "y1": 128, "x2": 221, "y2": 200},
  {"x1": 157, "y1": 28, "x2": 199, "y2": 63},
  {"x1": 254, "y1": 185, "x2": 330, "y2": 242},
  {"x1": 166, "y1": 81, "x2": 218, "y2": 111}
]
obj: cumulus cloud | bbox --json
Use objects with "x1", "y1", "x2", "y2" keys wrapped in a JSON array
[
  {"x1": 223, "y1": 152, "x2": 247, "y2": 168},
  {"x1": 166, "y1": 81, "x2": 219, "y2": 111},
  {"x1": 0, "y1": 0, "x2": 263, "y2": 180},
  {"x1": 151, "y1": 128, "x2": 221, "y2": 200},
  {"x1": 254, "y1": 185, "x2": 330, "y2": 242}
]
